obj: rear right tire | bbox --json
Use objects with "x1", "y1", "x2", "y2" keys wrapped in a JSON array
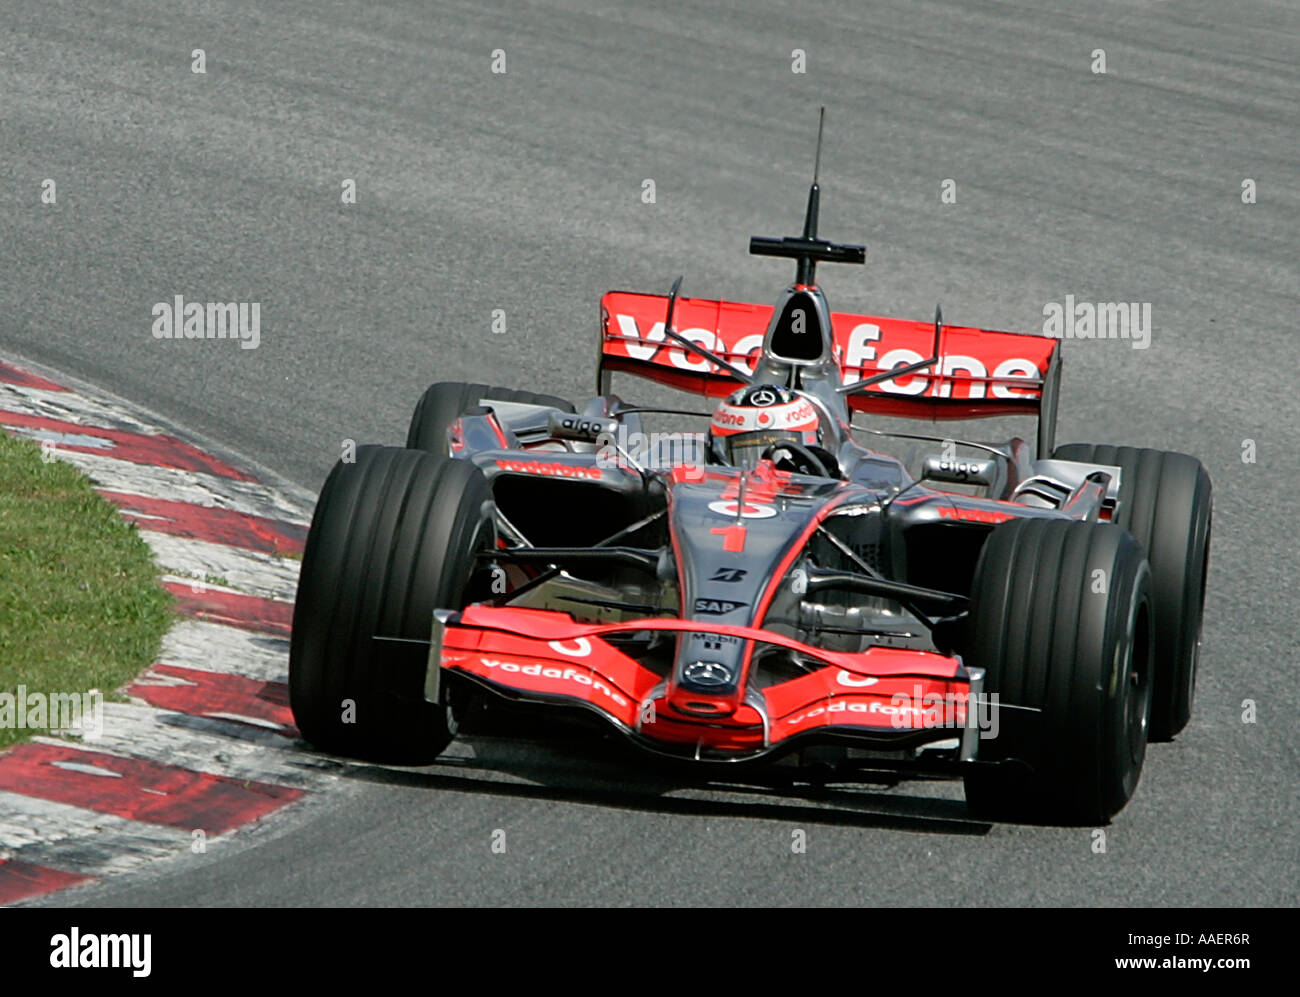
[{"x1": 405, "y1": 381, "x2": 575, "y2": 455}]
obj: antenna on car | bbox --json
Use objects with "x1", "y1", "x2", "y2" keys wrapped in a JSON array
[
  {"x1": 838, "y1": 303, "x2": 944, "y2": 394},
  {"x1": 660, "y1": 275, "x2": 755, "y2": 384},
  {"x1": 813, "y1": 104, "x2": 824, "y2": 184},
  {"x1": 749, "y1": 106, "x2": 866, "y2": 287}
]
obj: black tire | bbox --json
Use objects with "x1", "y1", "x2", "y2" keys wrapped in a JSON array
[
  {"x1": 962, "y1": 518, "x2": 1155, "y2": 824},
  {"x1": 406, "y1": 381, "x2": 575, "y2": 455},
  {"x1": 289, "y1": 446, "x2": 493, "y2": 763},
  {"x1": 1053, "y1": 444, "x2": 1212, "y2": 740}
]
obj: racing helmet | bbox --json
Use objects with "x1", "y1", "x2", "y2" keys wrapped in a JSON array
[{"x1": 708, "y1": 384, "x2": 822, "y2": 470}]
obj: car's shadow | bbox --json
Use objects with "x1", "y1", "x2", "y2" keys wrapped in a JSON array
[{"x1": 331, "y1": 713, "x2": 995, "y2": 837}]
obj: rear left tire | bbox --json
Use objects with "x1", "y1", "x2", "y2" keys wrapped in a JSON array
[{"x1": 1053, "y1": 444, "x2": 1212, "y2": 740}]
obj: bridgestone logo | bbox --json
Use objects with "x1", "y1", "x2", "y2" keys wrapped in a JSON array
[{"x1": 494, "y1": 459, "x2": 602, "y2": 480}]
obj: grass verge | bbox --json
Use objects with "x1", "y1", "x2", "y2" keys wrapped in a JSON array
[{"x1": 0, "y1": 432, "x2": 173, "y2": 750}]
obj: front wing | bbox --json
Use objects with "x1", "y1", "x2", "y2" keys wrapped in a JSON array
[{"x1": 426, "y1": 606, "x2": 986, "y2": 762}]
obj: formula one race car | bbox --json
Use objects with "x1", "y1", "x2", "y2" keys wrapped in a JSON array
[{"x1": 288, "y1": 125, "x2": 1212, "y2": 823}]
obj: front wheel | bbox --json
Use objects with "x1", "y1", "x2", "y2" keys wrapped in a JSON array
[
  {"x1": 289, "y1": 446, "x2": 494, "y2": 763},
  {"x1": 962, "y1": 518, "x2": 1155, "y2": 824}
]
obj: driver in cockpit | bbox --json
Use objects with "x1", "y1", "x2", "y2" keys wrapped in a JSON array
[{"x1": 706, "y1": 384, "x2": 840, "y2": 478}]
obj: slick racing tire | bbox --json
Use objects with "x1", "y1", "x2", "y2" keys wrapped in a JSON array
[
  {"x1": 289, "y1": 446, "x2": 493, "y2": 763},
  {"x1": 1053, "y1": 444, "x2": 1212, "y2": 740},
  {"x1": 962, "y1": 518, "x2": 1155, "y2": 824},
  {"x1": 406, "y1": 381, "x2": 576, "y2": 455}
]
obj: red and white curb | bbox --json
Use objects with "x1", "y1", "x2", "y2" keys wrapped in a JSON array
[{"x1": 0, "y1": 358, "x2": 332, "y2": 905}]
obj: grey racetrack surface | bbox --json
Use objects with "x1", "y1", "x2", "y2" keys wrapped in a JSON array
[{"x1": 3, "y1": 0, "x2": 1297, "y2": 906}]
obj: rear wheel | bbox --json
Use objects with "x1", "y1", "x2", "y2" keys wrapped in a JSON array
[
  {"x1": 1053, "y1": 444, "x2": 1212, "y2": 739},
  {"x1": 406, "y1": 381, "x2": 575, "y2": 455},
  {"x1": 962, "y1": 518, "x2": 1154, "y2": 823},
  {"x1": 289, "y1": 446, "x2": 493, "y2": 763}
]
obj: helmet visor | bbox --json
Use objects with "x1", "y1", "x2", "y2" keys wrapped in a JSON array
[{"x1": 725, "y1": 430, "x2": 803, "y2": 470}]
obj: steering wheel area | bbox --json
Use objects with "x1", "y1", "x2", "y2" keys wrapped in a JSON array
[{"x1": 761, "y1": 440, "x2": 833, "y2": 477}]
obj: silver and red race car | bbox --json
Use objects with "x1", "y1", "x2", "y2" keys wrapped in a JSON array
[{"x1": 289, "y1": 136, "x2": 1211, "y2": 823}]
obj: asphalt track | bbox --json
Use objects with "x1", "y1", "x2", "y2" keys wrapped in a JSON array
[{"x1": 3, "y1": 0, "x2": 1297, "y2": 906}]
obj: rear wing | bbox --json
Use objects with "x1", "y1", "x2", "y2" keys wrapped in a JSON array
[{"x1": 598, "y1": 290, "x2": 1063, "y2": 454}]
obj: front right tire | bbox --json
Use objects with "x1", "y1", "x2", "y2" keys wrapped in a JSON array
[{"x1": 289, "y1": 445, "x2": 493, "y2": 763}]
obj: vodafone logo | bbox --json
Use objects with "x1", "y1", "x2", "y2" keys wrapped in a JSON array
[
  {"x1": 836, "y1": 669, "x2": 879, "y2": 688},
  {"x1": 784, "y1": 698, "x2": 937, "y2": 726},
  {"x1": 937, "y1": 506, "x2": 1014, "y2": 524},
  {"x1": 548, "y1": 637, "x2": 592, "y2": 657},
  {"x1": 478, "y1": 656, "x2": 626, "y2": 707},
  {"x1": 708, "y1": 500, "x2": 777, "y2": 519},
  {"x1": 607, "y1": 306, "x2": 1047, "y2": 401},
  {"x1": 709, "y1": 399, "x2": 816, "y2": 436},
  {"x1": 787, "y1": 401, "x2": 814, "y2": 423},
  {"x1": 495, "y1": 459, "x2": 602, "y2": 481}
]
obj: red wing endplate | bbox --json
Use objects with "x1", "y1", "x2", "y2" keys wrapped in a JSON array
[{"x1": 600, "y1": 291, "x2": 1058, "y2": 421}]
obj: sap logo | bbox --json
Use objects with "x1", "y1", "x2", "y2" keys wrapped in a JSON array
[{"x1": 693, "y1": 599, "x2": 746, "y2": 616}]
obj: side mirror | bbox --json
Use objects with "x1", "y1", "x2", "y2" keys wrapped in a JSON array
[{"x1": 919, "y1": 454, "x2": 998, "y2": 488}]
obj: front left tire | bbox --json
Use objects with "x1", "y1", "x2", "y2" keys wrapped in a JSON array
[{"x1": 962, "y1": 518, "x2": 1155, "y2": 823}]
